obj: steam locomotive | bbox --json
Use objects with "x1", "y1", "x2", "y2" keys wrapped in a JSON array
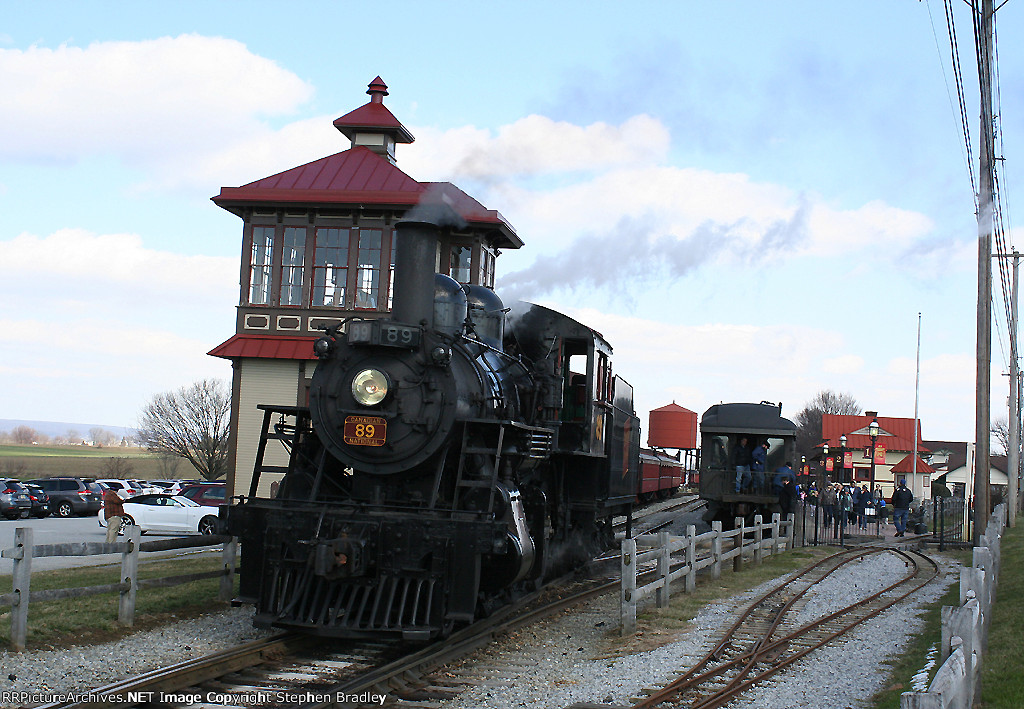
[{"x1": 224, "y1": 209, "x2": 640, "y2": 640}]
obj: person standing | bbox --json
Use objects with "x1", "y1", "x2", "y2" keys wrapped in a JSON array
[
  {"x1": 733, "y1": 437, "x2": 752, "y2": 493},
  {"x1": 102, "y1": 487, "x2": 126, "y2": 544},
  {"x1": 821, "y1": 482, "x2": 837, "y2": 531},
  {"x1": 779, "y1": 477, "x2": 799, "y2": 519},
  {"x1": 750, "y1": 440, "x2": 768, "y2": 491},
  {"x1": 892, "y1": 479, "x2": 914, "y2": 537}
]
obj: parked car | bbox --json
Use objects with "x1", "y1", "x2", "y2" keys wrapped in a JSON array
[
  {"x1": 97, "y1": 479, "x2": 139, "y2": 500},
  {"x1": 179, "y1": 482, "x2": 228, "y2": 506},
  {"x1": 0, "y1": 480, "x2": 33, "y2": 520},
  {"x1": 129, "y1": 479, "x2": 163, "y2": 495},
  {"x1": 29, "y1": 477, "x2": 104, "y2": 517},
  {"x1": 23, "y1": 483, "x2": 51, "y2": 518},
  {"x1": 149, "y1": 480, "x2": 185, "y2": 495},
  {"x1": 98, "y1": 494, "x2": 222, "y2": 535}
]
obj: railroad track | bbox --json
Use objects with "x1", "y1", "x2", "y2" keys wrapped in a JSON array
[
  {"x1": 629, "y1": 545, "x2": 939, "y2": 709},
  {"x1": 39, "y1": 496, "x2": 699, "y2": 709}
]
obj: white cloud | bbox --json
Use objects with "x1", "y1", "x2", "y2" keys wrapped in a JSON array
[
  {"x1": 0, "y1": 229, "x2": 235, "y2": 300},
  {"x1": 404, "y1": 114, "x2": 670, "y2": 179},
  {"x1": 0, "y1": 35, "x2": 313, "y2": 167}
]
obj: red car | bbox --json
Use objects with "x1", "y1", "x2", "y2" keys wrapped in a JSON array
[{"x1": 179, "y1": 482, "x2": 228, "y2": 506}]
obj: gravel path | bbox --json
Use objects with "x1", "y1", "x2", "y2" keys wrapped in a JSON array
[
  {"x1": 0, "y1": 550, "x2": 958, "y2": 709},
  {"x1": 436, "y1": 550, "x2": 959, "y2": 709}
]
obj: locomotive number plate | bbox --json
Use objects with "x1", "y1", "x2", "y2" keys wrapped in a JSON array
[{"x1": 344, "y1": 416, "x2": 387, "y2": 446}]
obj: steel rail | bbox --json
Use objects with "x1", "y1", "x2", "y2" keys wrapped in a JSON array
[{"x1": 634, "y1": 547, "x2": 939, "y2": 709}]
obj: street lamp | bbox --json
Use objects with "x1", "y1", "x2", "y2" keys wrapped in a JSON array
[
  {"x1": 839, "y1": 434, "x2": 848, "y2": 484},
  {"x1": 868, "y1": 417, "x2": 880, "y2": 516}
]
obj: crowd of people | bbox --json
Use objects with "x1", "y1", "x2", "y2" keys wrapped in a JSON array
[{"x1": 732, "y1": 437, "x2": 919, "y2": 537}]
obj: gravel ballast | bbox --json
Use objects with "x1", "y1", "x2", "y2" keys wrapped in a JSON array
[{"x1": 0, "y1": 550, "x2": 958, "y2": 709}]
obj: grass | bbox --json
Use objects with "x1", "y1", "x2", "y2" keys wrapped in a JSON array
[
  {"x1": 0, "y1": 554, "x2": 236, "y2": 650},
  {"x1": 980, "y1": 520, "x2": 1024, "y2": 708},
  {"x1": 0, "y1": 444, "x2": 182, "y2": 480}
]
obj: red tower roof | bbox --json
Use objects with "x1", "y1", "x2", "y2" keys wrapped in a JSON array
[{"x1": 332, "y1": 76, "x2": 414, "y2": 144}]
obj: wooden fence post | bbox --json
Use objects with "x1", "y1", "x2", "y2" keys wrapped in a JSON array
[
  {"x1": 220, "y1": 537, "x2": 238, "y2": 601},
  {"x1": 655, "y1": 531, "x2": 670, "y2": 608},
  {"x1": 620, "y1": 536, "x2": 637, "y2": 635},
  {"x1": 771, "y1": 513, "x2": 781, "y2": 555},
  {"x1": 734, "y1": 517, "x2": 744, "y2": 572},
  {"x1": 711, "y1": 521, "x2": 722, "y2": 580},
  {"x1": 118, "y1": 526, "x2": 141, "y2": 626},
  {"x1": 685, "y1": 524, "x2": 697, "y2": 593},
  {"x1": 786, "y1": 512, "x2": 795, "y2": 549},
  {"x1": 11, "y1": 527, "x2": 33, "y2": 652},
  {"x1": 753, "y1": 515, "x2": 763, "y2": 565}
]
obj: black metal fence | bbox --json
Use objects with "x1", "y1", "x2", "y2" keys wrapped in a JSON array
[{"x1": 787, "y1": 494, "x2": 969, "y2": 549}]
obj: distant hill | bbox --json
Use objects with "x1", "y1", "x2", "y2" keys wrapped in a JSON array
[{"x1": 0, "y1": 419, "x2": 135, "y2": 441}]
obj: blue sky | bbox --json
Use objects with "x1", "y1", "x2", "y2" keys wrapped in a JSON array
[{"x1": 1, "y1": 1, "x2": 1020, "y2": 441}]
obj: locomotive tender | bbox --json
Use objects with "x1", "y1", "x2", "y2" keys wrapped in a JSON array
[
  {"x1": 225, "y1": 209, "x2": 640, "y2": 640},
  {"x1": 698, "y1": 401, "x2": 797, "y2": 524}
]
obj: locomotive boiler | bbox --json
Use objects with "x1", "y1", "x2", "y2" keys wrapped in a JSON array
[{"x1": 224, "y1": 209, "x2": 639, "y2": 640}]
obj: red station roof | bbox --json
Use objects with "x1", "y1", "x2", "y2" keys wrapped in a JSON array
[
  {"x1": 889, "y1": 454, "x2": 936, "y2": 474},
  {"x1": 208, "y1": 334, "x2": 317, "y2": 361},
  {"x1": 821, "y1": 413, "x2": 928, "y2": 454}
]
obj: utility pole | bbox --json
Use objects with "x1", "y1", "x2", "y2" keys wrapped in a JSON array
[
  {"x1": 974, "y1": 0, "x2": 995, "y2": 546},
  {"x1": 1010, "y1": 251, "x2": 1020, "y2": 526}
]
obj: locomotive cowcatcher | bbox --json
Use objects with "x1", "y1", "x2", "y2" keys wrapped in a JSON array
[{"x1": 223, "y1": 208, "x2": 639, "y2": 640}]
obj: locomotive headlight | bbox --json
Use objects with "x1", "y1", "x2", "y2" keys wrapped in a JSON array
[{"x1": 351, "y1": 368, "x2": 389, "y2": 406}]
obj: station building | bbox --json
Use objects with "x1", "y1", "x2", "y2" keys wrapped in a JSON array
[
  {"x1": 820, "y1": 411, "x2": 930, "y2": 501},
  {"x1": 208, "y1": 77, "x2": 522, "y2": 497}
]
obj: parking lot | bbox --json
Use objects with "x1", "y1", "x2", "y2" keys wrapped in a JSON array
[{"x1": 0, "y1": 514, "x2": 218, "y2": 574}]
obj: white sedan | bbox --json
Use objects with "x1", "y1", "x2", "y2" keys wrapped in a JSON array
[{"x1": 98, "y1": 494, "x2": 222, "y2": 535}]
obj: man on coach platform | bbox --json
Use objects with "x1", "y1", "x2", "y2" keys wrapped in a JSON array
[{"x1": 891, "y1": 479, "x2": 914, "y2": 537}]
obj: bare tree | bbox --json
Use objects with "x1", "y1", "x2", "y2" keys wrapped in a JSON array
[
  {"x1": 99, "y1": 457, "x2": 135, "y2": 478},
  {"x1": 136, "y1": 379, "x2": 231, "y2": 481},
  {"x1": 10, "y1": 426, "x2": 40, "y2": 445},
  {"x1": 794, "y1": 390, "x2": 863, "y2": 462},
  {"x1": 992, "y1": 417, "x2": 1009, "y2": 456}
]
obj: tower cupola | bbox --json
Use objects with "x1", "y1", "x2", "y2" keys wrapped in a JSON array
[{"x1": 332, "y1": 76, "x2": 415, "y2": 165}]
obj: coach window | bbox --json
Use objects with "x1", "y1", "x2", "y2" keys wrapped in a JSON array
[
  {"x1": 278, "y1": 227, "x2": 306, "y2": 306},
  {"x1": 450, "y1": 244, "x2": 472, "y2": 284},
  {"x1": 248, "y1": 225, "x2": 275, "y2": 305},
  {"x1": 311, "y1": 227, "x2": 349, "y2": 308},
  {"x1": 355, "y1": 229, "x2": 383, "y2": 309}
]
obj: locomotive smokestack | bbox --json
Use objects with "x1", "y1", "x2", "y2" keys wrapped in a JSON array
[
  {"x1": 392, "y1": 201, "x2": 466, "y2": 328},
  {"x1": 391, "y1": 219, "x2": 439, "y2": 328}
]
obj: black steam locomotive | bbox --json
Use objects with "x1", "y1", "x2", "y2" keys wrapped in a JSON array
[{"x1": 224, "y1": 211, "x2": 639, "y2": 640}]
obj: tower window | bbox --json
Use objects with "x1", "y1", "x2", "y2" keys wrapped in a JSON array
[{"x1": 248, "y1": 226, "x2": 274, "y2": 305}]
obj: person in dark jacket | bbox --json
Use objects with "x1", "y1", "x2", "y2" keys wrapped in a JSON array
[
  {"x1": 779, "y1": 477, "x2": 799, "y2": 518},
  {"x1": 733, "y1": 437, "x2": 752, "y2": 493},
  {"x1": 750, "y1": 440, "x2": 768, "y2": 491},
  {"x1": 892, "y1": 480, "x2": 914, "y2": 537}
]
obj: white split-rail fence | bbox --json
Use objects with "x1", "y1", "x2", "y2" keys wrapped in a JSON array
[
  {"x1": 0, "y1": 526, "x2": 238, "y2": 652},
  {"x1": 620, "y1": 512, "x2": 794, "y2": 634},
  {"x1": 900, "y1": 504, "x2": 1006, "y2": 709}
]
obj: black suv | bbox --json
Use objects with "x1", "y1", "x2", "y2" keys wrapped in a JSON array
[
  {"x1": 1, "y1": 480, "x2": 33, "y2": 520},
  {"x1": 29, "y1": 477, "x2": 104, "y2": 517}
]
